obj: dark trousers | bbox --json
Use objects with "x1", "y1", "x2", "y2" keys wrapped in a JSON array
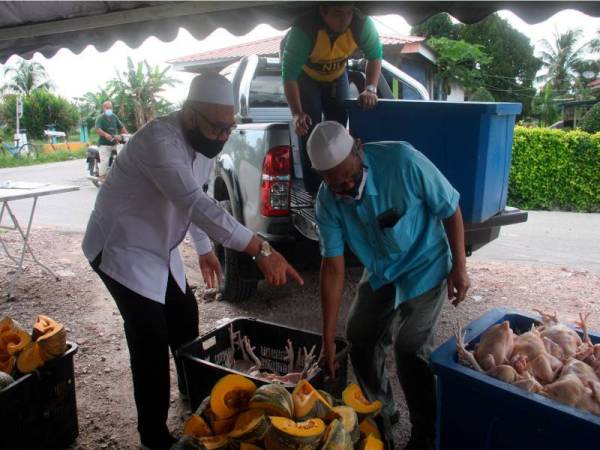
[
  {"x1": 297, "y1": 70, "x2": 350, "y2": 194},
  {"x1": 90, "y1": 254, "x2": 199, "y2": 446},
  {"x1": 346, "y1": 269, "x2": 446, "y2": 442}
]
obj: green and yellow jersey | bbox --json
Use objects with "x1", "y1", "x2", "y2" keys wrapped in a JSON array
[{"x1": 282, "y1": 9, "x2": 383, "y2": 83}]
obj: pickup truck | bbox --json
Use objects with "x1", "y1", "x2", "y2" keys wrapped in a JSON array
[{"x1": 211, "y1": 54, "x2": 527, "y2": 302}]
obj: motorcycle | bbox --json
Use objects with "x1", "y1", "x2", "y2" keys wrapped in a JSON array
[{"x1": 86, "y1": 134, "x2": 130, "y2": 187}]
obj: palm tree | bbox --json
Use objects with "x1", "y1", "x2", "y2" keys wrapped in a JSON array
[
  {"x1": 2, "y1": 59, "x2": 52, "y2": 95},
  {"x1": 75, "y1": 88, "x2": 114, "y2": 129},
  {"x1": 537, "y1": 28, "x2": 595, "y2": 94}
]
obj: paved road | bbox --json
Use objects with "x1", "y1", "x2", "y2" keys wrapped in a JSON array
[{"x1": 1, "y1": 159, "x2": 599, "y2": 272}]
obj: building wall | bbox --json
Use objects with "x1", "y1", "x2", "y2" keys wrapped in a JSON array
[{"x1": 446, "y1": 82, "x2": 466, "y2": 102}]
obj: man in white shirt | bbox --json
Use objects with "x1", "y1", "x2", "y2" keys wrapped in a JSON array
[{"x1": 82, "y1": 73, "x2": 303, "y2": 450}]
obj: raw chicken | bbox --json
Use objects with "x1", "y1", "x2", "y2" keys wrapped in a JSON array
[
  {"x1": 542, "y1": 374, "x2": 600, "y2": 415},
  {"x1": 472, "y1": 321, "x2": 515, "y2": 371},
  {"x1": 559, "y1": 358, "x2": 600, "y2": 392},
  {"x1": 535, "y1": 310, "x2": 585, "y2": 360},
  {"x1": 510, "y1": 327, "x2": 563, "y2": 384},
  {"x1": 512, "y1": 371, "x2": 544, "y2": 393}
]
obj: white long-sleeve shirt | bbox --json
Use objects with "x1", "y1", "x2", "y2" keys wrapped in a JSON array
[{"x1": 82, "y1": 111, "x2": 253, "y2": 303}]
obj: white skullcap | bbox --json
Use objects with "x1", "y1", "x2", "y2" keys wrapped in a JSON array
[
  {"x1": 307, "y1": 121, "x2": 355, "y2": 171},
  {"x1": 186, "y1": 72, "x2": 234, "y2": 106}
]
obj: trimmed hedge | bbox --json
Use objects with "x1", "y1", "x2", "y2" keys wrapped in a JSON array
[{"x1": 508, "y1": 127, "x2": 600, "y2": 212}]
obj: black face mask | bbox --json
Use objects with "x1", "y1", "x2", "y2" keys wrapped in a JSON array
[{"x1": 186, "y1": 128, "x2": 226, "y2": 159}]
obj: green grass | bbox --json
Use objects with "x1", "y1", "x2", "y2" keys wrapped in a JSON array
[{"x1": 0, "y1": 149, "x2": 87, "y2": 168}]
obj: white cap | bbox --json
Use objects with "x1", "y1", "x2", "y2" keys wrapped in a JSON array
[
  {"x1": 186, "y1": 72, "x2": 234, "y2": 106},
  {"x1": 307, "y1": 121, "x2": 354, "y2": 171}
]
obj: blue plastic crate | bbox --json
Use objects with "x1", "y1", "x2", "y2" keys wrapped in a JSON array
[
  {"x1": 430, "y1": 308, "x2": 600, "y2": 450},
  {"x1": 347, "y1": 100, "x2": 522, "y2": 223}
]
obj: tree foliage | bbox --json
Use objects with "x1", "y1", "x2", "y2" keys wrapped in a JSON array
[
  {"x1": 0, "y1": 90, "x2": 78, "y2": 139},
  {"x1": 537, "y1": 28, "x2": 596, "y2": 94},
  {"x1": 411, "y1": 13, "x2": 461, "y2": 40},
  {"x1": 2, "y1": 59, "x2": 52, "y2": 95},
  {"x1": 469, "y1": 87, "x2": 495, "y2": 102},
  {"x1": 459, "y1": 14, "x2": 540, "y2": 115},
  {"x1": 426, "y1": 37, "x2": 490, "y2": 97},
  {"x1": 531, "y1": 84, "x2": 561, "y2": 127},
  {"x1": 580, "y1": 102, "x2": 600, "y2": 133}
]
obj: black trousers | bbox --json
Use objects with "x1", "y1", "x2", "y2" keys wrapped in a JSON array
[{"x1": 90, "y1": 253, "x2": 199, "y2": 446}]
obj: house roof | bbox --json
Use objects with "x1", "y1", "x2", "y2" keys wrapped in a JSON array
[
  {"x1": 168, "y1": 34, "x2": 429, "y2": 68},
  {"x1": 588, "y1": 78, "x2": 600, "y2": 89}
]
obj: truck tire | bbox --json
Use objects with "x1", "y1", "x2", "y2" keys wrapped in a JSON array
[{"x1": 214, "y1": 200, "x2": 258, "y2": 302}]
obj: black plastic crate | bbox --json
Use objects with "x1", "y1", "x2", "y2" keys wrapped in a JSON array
[
  {"x1": 178, "y1": 317, "x2": 351, "y2": 411},
  {"x1": 0, "y1": 342, "x2": 78, "y2": 450}
]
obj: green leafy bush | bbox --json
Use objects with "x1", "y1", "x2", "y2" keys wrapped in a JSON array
[
  {"x1": 0, "y1": 90, "x2": 79, "y2": 139},
  {"x1": 580, "y1": 102, "x2": 600, "y2": 133},
  {"x1": 469, "y1": 87, "x2": 495, "y2": 102},
  {"x1": 508, "y1": 127, "x2": 600, "y2": 212}
]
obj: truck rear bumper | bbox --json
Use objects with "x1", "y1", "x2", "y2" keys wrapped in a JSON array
[{"x1": 465, "y1": 207, "x2": 528, "y2": 254}]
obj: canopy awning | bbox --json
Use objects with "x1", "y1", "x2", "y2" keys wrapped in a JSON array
[{"x1": 1, "y1": 1, "x2": 599, "y2": 64}]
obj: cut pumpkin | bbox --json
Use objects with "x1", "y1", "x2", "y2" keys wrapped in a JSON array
[
  {"x1": 0, "y1": 317, "x2": 22, "y2": 335},
  {"x1": 210, "y1": 374, "x2": 257, "y2": 419},
  {"x1": 249, "y1": 383, "x2": 294, "y2": 418},
  {"x1": 211, "y1": 416, "x2": 237, "y2": 435},
  {"x1": 16, "y1": 342, "x2": 45, "y2": 373},
  {"x1": 265, "y1": 417, "x2": 325, "y2": 450},
  {"x1": 359, "y1": 418, "x2": 381, "y2": 441},
  {"x1": 331, "y1": 406, "x2": 359, "y2": 444},
  {"x1": 1, "y1": 328, "x2": 32, "y2": 355},
  {"x1": 358, "y1": 434, "x2": 384, "y2": 450},
  {"x1": 199, "y1": 434, "x2": 230, "y2": 450},
  {"x1": 240, "y1": 444, "x2": 263, "y2": 450},
  {"x1": 0, "y1": 350, "x2": 16, "y2": 375},
  {"x1": 184, "y1": 414, "x2": 214, "y2": 438},
  {"x1": 32, "y1": 315, "x2": 67, "y2": 359},
  {"x1": 292, "y1": 379, "x2": 337, "y2": 421},
  {"x1": 321, "y1": 419, "x2": 353, "y2": 450},
  {"x1": 342, "y1": 384, "x2": 382, "y2": 419},
  {"x1": 228, "y1": 409, "x2": 270, "y2": 444}
]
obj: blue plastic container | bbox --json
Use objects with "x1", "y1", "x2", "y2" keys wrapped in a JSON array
[
  {"x1": 347, "y1": 100, "x2": 522, "y2": 223},
  {"x1": 430, "y1": 308, "x2": 600, "y2": 450}
]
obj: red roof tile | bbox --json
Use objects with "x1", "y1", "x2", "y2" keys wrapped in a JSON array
[{"x1": 588, "y1": 78, "x2": 600, "y2": 88}]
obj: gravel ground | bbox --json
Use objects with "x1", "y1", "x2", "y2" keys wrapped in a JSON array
[{"x1": 1, "y1": 227, "x2": 599, "y2": 449}]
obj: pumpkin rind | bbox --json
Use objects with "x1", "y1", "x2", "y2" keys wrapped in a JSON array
[
  {"x1": 292, "y1": 379, "x2": 337, "y2": 421},
  {"x1": 265, "y1": 417, "x2": 325, "y2": 450},
  {"x1": 321, "y1": 419, "x2": 353, "y2": 450},
  {"x1": 33, "y1": 316, "x2": 67, "y2": 359},
  {"x1": 331, "y1": 406, "x2": 359, "y2": 444},
  {"x1": 228, "y1": 409, "x2": 270, "y2": 445},
  {"x1": 249, "y1": 383, "x2": 294, "y2": 418},
  {"x1": 184, "y1": 414, "x2": 214, "y2": 438},
  {"x1": 358, "y1": 418, "x2": 381, "y2": 441},
  {"x1": 210, "y1": 374, "x2": 257, "y2": 419},
  {"x1": 342, "y1": 384, "x2": 382, "y2": 420},
  {"x1": 358, "y1": 434, "x2": 384, "y2": 450},
  {"x1": 240, "y1": 444, "x2": 263, "y2": 450},
  {"x1": 16, "y1": 342, "x2": 45, "y2": 373}
]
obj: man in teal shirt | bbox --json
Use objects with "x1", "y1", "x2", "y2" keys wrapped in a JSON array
[
  {"x1": 308, "y1": 121, "x2": 471, "y2": 450},
  {"x1": 95, "y1": 100, "x2": 128, "y2": 180}
]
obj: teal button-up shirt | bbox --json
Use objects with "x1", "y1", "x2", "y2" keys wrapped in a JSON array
[{"x1": 315, "y1": 141, "x2": 460, "y2": 307}]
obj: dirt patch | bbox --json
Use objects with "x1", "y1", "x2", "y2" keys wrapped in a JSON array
[{"x1": 1, "y1": 228, "x2": 599, "y2": 449}]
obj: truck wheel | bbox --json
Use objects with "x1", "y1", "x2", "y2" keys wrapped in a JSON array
[{"x1": 214, "y1": 200, "x2": 258, "y2": 302}]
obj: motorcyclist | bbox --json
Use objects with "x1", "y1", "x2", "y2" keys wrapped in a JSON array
[{"x1": 95, "y1": 100, "x2": 129, "y2": 181}]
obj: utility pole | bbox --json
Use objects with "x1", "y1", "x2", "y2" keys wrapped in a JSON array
[{"x1": 15, "y1": 95, "x2": 23, "y2": 146}]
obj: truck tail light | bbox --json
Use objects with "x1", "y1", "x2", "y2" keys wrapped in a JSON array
[{"x1": 260, "y1": 145, "x2": 291, "y2": 217}]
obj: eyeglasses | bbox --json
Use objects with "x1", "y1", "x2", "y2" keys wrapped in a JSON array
[{"x1": 192, "y1": 109, "x2": 237, "y2": 136}]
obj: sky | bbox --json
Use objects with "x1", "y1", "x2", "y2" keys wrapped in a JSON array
[{"x1": 1, "y1": 8, "x2": 599, "y2": 105}]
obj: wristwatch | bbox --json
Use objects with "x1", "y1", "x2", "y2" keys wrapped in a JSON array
[
  {"x1": 365, "y1": 84, "x2": 377, "y2": 94},
  {"x1": 254, "y1": 240, "x2": 273, "y2": 261}
]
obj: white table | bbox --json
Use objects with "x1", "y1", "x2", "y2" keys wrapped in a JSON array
[{"x1": 0, "y1": 182, "x2": 79, "y2": 299}]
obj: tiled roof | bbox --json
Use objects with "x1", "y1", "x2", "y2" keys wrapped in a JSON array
[
  {"x1": 168, "y1": 34, "x2": 426, "y2": 64},
  {"x1": 588, "y1": 78, "x2": 600, "y2": 88}
]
